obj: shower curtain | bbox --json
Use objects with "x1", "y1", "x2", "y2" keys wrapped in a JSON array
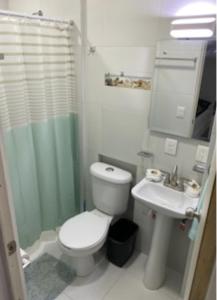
[{"x1": 0, "y1": 16, "x2": 80, "y2": 248}]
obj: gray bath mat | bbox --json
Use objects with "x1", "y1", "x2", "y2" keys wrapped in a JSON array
[{"x1": 24, "y1": 253, "x2": 74, "y2": 300}]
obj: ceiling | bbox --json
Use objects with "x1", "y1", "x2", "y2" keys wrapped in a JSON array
[{"x1": 160, "y1": 0, "x2": 216, "y2": 17}]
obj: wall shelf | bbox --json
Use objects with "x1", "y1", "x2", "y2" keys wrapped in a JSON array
[{"x1": 105, "y1": 72, "x2": 152, "y2": 90}]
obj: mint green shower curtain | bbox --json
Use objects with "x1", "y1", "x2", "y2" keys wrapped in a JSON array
[{"x1": 0, "y1": 16, "x2": 80, "y2": 248}]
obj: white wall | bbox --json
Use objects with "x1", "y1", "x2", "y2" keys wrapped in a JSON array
[
  {"x1": 6, "y1": 0, "x2": 216, "y2": 276},
  {"x1": 0, "y1": 0, "x2": 8, "y2": 9},
  {"x1": 83, "y1": 0, "x2": 210, "y2": 276},
  {"x1": 9, "y1": 0, "x2": 81, "y2": 29}
]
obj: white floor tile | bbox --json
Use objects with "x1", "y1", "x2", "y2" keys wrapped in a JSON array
[
  {"x1": 103, "y1": 253, "x2": 182, "y2": 300},
  {"x1": 54, "y1": 292, "x2": 72, "y2": 300},
  {"x1": 122, "y1": 251, "x2": 147, "y2": 279},
  {"x1": 27, "y1": 240, "x2": 182, "y2": 300},
  {"x1": 103, "y1": 274, "x2": 181, "y2": 300},
  {"x1": 63, "y1": 258, "x2": 124, "y2": 300},
  {"x1": 54, "y1": 293, "x2": 73, "y2": 300}
]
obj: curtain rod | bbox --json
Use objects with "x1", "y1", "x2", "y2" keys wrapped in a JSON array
[{"x1": 0, "y1": 9, "x2": 73, "y2": 25}]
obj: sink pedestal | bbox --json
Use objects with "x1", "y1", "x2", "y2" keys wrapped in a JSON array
[{"x1": 143, "y1": 213, "x2": 173, "y2": 290}]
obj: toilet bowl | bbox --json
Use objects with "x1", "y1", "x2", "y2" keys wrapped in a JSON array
[
  {"x1": 58, "y1": 162, "x2": 132, "y2": 276},
  {"x1": 59, "y1": 210, "x2": 113, "y2": 276}
]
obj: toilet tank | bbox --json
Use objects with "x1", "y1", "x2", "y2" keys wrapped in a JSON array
[{"x1": 90, "y1": 162, "x2": 132, "y2": 216}]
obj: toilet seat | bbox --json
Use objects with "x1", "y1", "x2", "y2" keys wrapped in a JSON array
[{"x1": 59, "y1": 211, "x2": 111, "y2": 252}]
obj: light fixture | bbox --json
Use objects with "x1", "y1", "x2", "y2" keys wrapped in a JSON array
[
  {"x1": 176, "y1": 2, "x2": 217, "y2": 17},
  {"x1": 170, "y1": 15, "x2": 216, "y2": 38}
]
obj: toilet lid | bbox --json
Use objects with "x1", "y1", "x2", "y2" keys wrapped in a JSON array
[{"x1": 59, "y1": 212, "x2": 110, "y2": 250}]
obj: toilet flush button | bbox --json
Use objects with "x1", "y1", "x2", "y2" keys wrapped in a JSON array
[{"x1": 106, "y1": 167, "x2": 114, "y2": 172}]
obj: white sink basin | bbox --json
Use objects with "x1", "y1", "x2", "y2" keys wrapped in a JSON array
[
  {"x1": 131, "y1": 177, "x2": 200, "y2": 290},
  {"x1": 132, "y1": 178, "x2": 199, "y2": 219}
]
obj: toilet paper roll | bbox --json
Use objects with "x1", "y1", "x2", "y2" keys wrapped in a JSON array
[
  {"x1": 146, "y1": 169, "x2": 162, "y2": 182},
  {"x1": 185, "y1": 180, "x2": 201, "y2": 198}
]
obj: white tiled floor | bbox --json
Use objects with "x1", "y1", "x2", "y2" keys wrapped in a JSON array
[
  {"x1": 26, "y1": 239, "x2": 182, "y2": 300},
  {"x1": 52, "y1": 251, "x2": 182, "y2": 300}
]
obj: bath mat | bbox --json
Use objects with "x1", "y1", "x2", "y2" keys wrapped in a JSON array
[{"x1": 24, "y1": 253, "x2": 74, "y2": 300}]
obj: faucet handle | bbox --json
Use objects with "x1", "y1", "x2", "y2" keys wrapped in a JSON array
[
  {"x1": 160, "y1": 169, "x2": 169, "y2": 175},
  {"x1": 170, "y1": 165, "x2": 178, "y2": 186},
  {"x1": 160, "y1": 169, "x2": 170, "y2": 184},
  {"x1": 180, "y1": 177, "x2": 192, "y2": 184},
  {"x1": 177, "y1": 177, "x2": 192, "y2": 192},
  {"x1": 172, "y1": 165, "x2": 178, "y2": 175}
]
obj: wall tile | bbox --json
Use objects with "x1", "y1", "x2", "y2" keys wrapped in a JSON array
[{"x1": 101, "y1": 107, "x2": 145, "y2": 164}]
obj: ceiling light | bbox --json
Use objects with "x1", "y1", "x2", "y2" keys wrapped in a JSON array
[
  {"x1": 170, "y1": 16, "x2": 216, "y2": 38},
  {"x1": 176, "y1": 2, "x2": 217, "y2": 17}
]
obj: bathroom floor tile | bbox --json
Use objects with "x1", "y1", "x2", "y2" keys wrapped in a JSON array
[
  {"x1": 103, "y1": 273, "x2": 181, "y2": 300},
  {"x1": 103, "y1": 253, "x2": 182, "y2": 300},
  {"x1": 26, "y1": 240, "x2": 182, "y2": 300},
  {"x1": 122, "y1": 251, "x2": 147, "y2": 279},
  {"x1": 63, "y1": 258, "x2": 124, "y2": 300},
  {"x1": 54, "y1": 293, "x2": 72, "y2": 300}
]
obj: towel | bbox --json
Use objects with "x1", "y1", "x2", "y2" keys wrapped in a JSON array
[
  {"x1": 188, "y1": 179, "x2": 208, "y2": 241},
  {"x1": 20, "y1": 248, "x2": 31, "y2": 268}
]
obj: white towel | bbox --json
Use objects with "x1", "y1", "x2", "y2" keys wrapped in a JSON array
[{"x1": 20, "y1": 248, "x2": 31, "y2": 268}]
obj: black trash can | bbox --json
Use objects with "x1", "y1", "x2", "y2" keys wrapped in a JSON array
[{"x1": 107, "y1": 218, "x2": 138, "y2": 267}]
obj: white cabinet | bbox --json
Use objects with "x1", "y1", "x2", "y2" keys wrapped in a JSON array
[{"x1": 149, "y1": 40, "x2": 206, "y2": 138}]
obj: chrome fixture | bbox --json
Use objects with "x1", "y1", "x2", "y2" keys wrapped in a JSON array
[
  {"x1": 170, "y1": 165, "x2": 178, "y2": 187},
  {"x1": 193, "y1": 163, "x2": 210, "y2": 174},
  {"x1": 88, "y1": 46, "x2": 96, "y2": 55},
  {"x1": 0, "y1": 9, "x2": 72, "y2": 25},
  {"x1": 137, "y1": 151, "x2": 154, "y2": 158},
  {"x1": 185, "y1": 207, "x2": 201, "y2": 221},
  {"x1": 161, "y1": 165, "x2": 185, "y2": 192},
  {"x1": 32, "y1": 10, "x2": 43, "y2": 16}
]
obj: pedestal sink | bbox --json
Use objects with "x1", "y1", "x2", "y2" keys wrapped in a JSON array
[{"x1": 131, "y1": 178, "x2": 199, "y2": 290}]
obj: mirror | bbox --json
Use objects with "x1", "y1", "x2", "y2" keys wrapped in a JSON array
[{"x1": 149, "y1": 39, "x2": 216, "y2": 142}]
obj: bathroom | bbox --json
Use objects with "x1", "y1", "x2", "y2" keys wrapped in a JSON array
[{"x1": 0, "y1": 0, "x2": 216, "y2": 299}]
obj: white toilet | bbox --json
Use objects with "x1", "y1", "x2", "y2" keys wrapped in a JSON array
[{"x1": 58, "y1": 162, "x2": 132, "y2": 276}]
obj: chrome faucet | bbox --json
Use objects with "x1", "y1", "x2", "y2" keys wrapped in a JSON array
[
  {"x1": 170, "y1": 165, "x2": 178, "y2": 187},
  {"x1": 161, "y1": 165, "x2": 184, "y2": 192}
]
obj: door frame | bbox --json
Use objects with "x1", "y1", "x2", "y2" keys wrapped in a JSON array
[
  {"x1": 0, "y1": 132, "x2": 27, "y2": 300},
  {"x1": 183, "y1": 148, "x2": 216, "y2": 300},
  {"x1": 189, "y1": 177, "x2": 216, "y2": 300}
]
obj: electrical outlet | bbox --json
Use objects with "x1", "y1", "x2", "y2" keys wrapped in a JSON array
[
  {"x1": 196, "y1": 145, "x2": 209, "y2": 163},
  {"x1": 164, "y1": 138, "x2": 178, "y2": 156}
]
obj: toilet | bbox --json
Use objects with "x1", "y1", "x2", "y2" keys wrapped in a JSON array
[{"x1": 58, "y1": 162, "x2": 132, "y2": 276}]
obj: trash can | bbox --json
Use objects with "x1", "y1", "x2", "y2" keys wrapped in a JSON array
[{"x1": 107, "y1": 218, "x2": 138, "y2": 267}]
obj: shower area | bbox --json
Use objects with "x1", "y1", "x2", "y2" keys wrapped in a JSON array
[{"x1": 0, "y1": 9, "x2": 82, "y2": 299}]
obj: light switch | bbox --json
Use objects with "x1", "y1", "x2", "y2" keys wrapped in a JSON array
[
  {"x1": 164, "y1": 138, "x2": 178, "y2": 156},
  {"x1": 196, "y1": 145, "x2": 209, "y2": 163},
  {"x1": 176, "y1": 106, "x2": 186, "y2": 119}
]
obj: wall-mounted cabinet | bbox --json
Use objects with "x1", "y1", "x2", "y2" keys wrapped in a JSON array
[{"x1": 149, "y1": 40, "x2": 216, "y2": 142}]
